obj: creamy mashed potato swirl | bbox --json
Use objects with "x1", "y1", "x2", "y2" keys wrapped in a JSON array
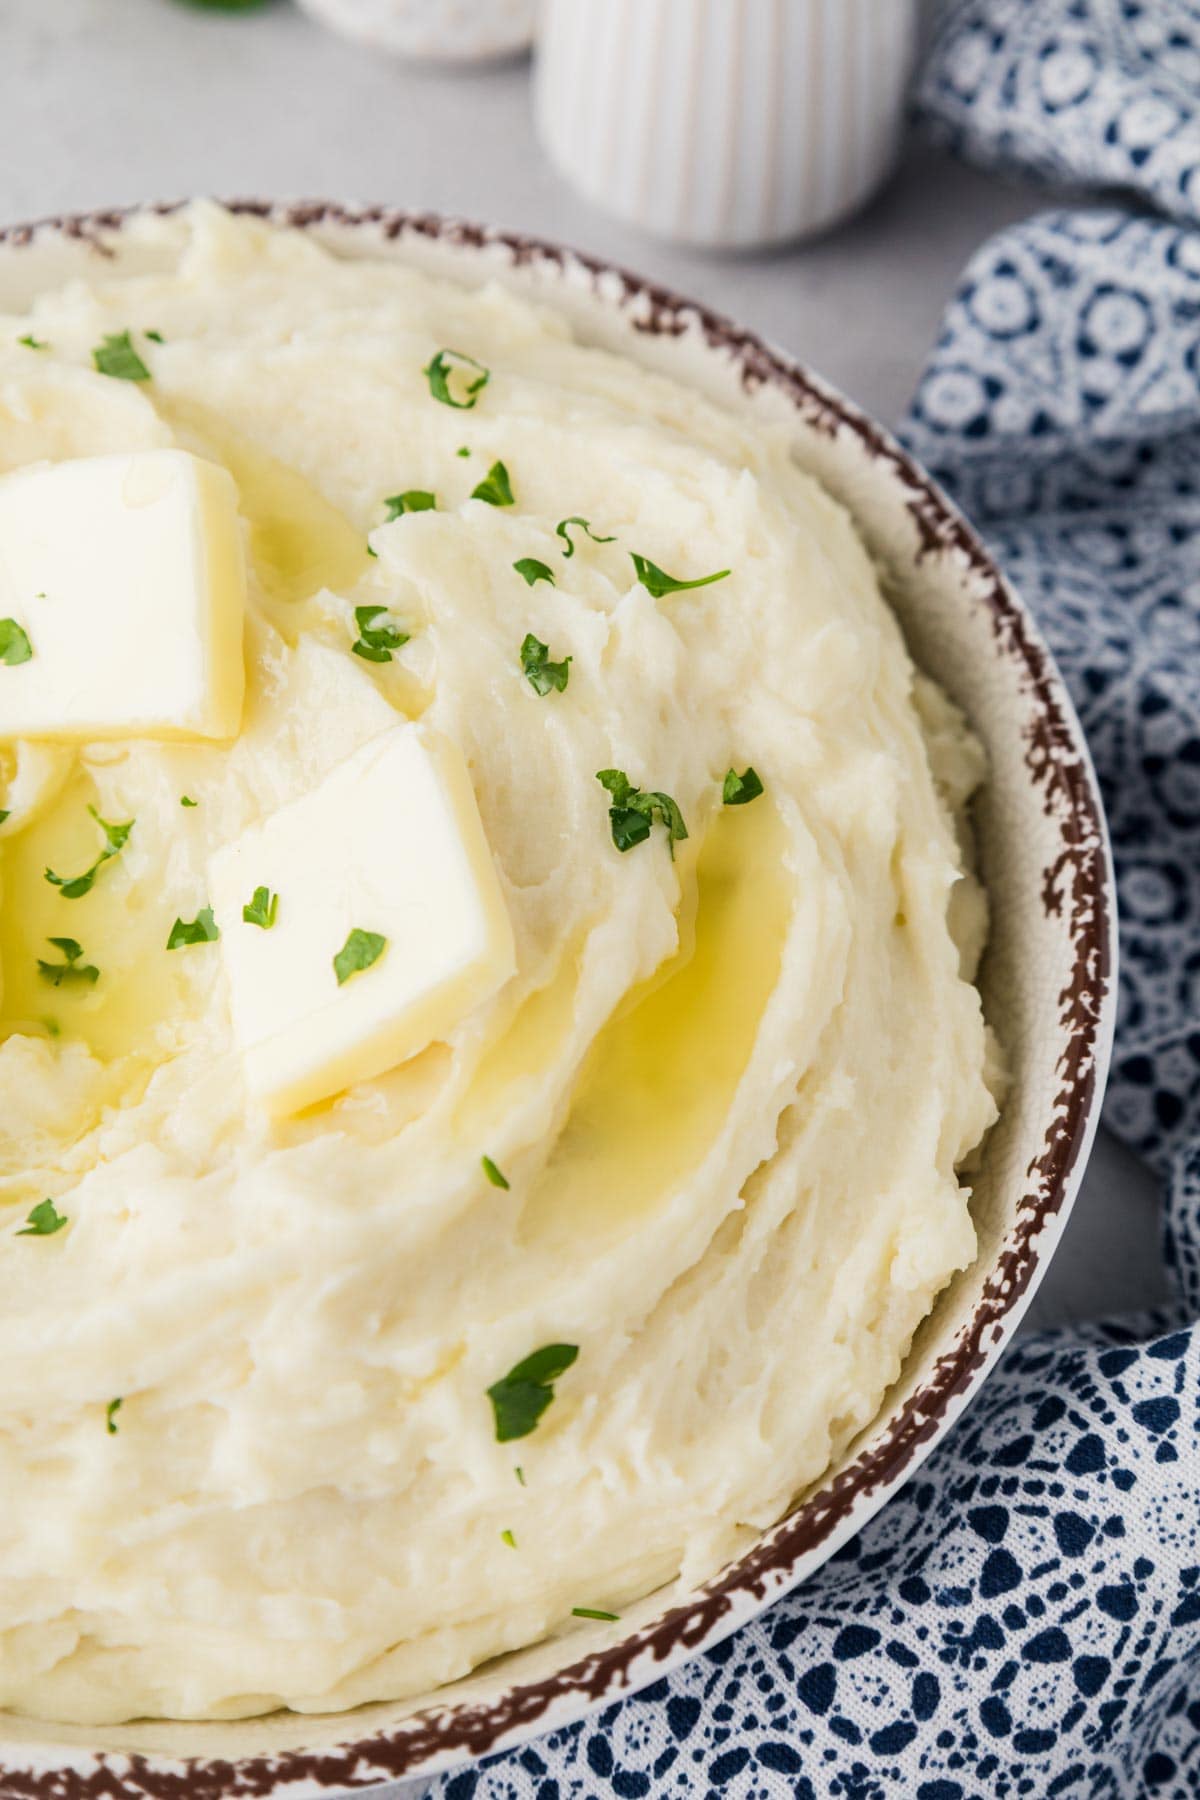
[{"x1": 0, "y1": 206, "x2": 997, "y2": 1724}]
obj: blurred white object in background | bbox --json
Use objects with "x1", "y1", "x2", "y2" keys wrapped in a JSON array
[
  {"x1": 295, "y1": 0, "x2": 535, "y2": 60},
  {"x1": 535, "y1": 0, "x2": 919, "y2": 249}
]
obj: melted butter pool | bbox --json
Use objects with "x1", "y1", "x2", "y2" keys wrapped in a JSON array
[
  {"x1": 457, "y1": 941, "x2": 586, "y2": 1144},
  {"x1": 163, "y1": 400, "x2": 371, "y2": 605},
  {"x1": 519, "y1": 794, "x2": 794, "y2": 1249},
  {"x1": 0, "y1": 771, "x2": 194, "y2": 1066}
]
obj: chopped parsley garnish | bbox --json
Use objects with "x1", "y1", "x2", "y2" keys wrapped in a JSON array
[
  {"x1": 334, "y1": 927, "x2": 387, "y2": 986},
  {"x1": 17, "y1": 1198, "x2": 68, "y2": 1237},
  {"x1": 487, "y1": 1343, "x2": 579, "y2": 1443},
  {"x1": 501, "y1": 1528, "x2": 517, "y2": 1549},
  {"x1": 424, "y1": 348, "x2": 490, "y2": 410},
  {"x1": 384, "y1": 490, "x2": 437, "y2": 519},
  {"x1": 0, "y1": 811, "x2": 9, "y2": 827},
  {"x1": 723, "y1": 766, "x2": 764, "y2": 806},
  {"x1": 37, "y1": 937, "x2": 100, "y2": 988},
  {"x1": 513, "y1": 557, "x2": 555, "y2": 588},
  {"x1": 515, "y1": 1465, "x2": 526, "y2": 1486},
  {"x1": 45, "y1": 806, "x2": 134, "y2": 899},
  {"x1": 630, "y1": 553, "x2": 730, "y2": 599},
  {"x1": 243, "y1": 886, "x2": 279, "y2": 930},
  {"x1": 166, "y1": 907, "x2": 219, "y2": 950},
  {"x1": 352, "y1": 603, "x2": 409, "y2": 664},
  {"x1": 456, "y1": 445, "x2": 471, "y2": 458},
  {"x1": 180, "y1": 795, "x2": 199, "y2": 808},
  {"x1": 92, "y1": 331, "x2": 151, "y2": 382},
  {"x1": 520, "y1": 632, "x2": 571, "y2": 696},
  {"x1": 595, "y1": 770, "x2": 688, "y2": 858},
  {"x1": 556, "y1": 516, "x2": 616, "y2": 558},
  {"x1": 144, "y1": 329, "x2": 165, "y2": 344},
  {"x1": 482, "y1": 1154, "x2": 510, "y2": 1190},
  {"x1": 0, "y1": 619, "x2": 33, "y2": 665},
  {"x1": 471, "y1": 460, "x2": 514, "y2": 507},
  {"x1": 17, "y1": 333, "x2": 48, "y2": 350},
  {"x1": 106, "y1": 1398, "x2": 122, "y2": 1435},
  {"x1": 571, "y1": 1607, "x2": 621, "y2": 1622}
]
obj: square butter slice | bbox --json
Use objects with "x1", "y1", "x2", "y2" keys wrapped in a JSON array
[
  {"x1": 210, "y1": 724, "x2": 516, "y2": 1115},
  {"x1": 0, "y1": 449, "x2": 245, "y2": 740}
]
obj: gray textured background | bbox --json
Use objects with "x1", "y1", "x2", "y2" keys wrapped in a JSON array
[{"x1": 0, "y1": 0, "x2": 1168, "y2": 1784}]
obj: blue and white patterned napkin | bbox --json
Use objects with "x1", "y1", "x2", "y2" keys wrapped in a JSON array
[{"x1": 430, "y1": 5, "x2": 1200, "y2": 1794}]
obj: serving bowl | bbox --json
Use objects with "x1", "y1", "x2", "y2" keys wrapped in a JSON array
[{"x1": 0, "y1": 201, "x2": 1116, "y2": 1799}]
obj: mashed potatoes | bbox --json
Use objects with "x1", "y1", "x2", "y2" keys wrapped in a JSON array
[{"x1": 0, "y1": 205, "x2": 997, "y2": 1724}]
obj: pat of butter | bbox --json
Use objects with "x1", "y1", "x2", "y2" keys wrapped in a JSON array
[
  {"x1": 210, "y1": 724, "x2": 516, "y2": 1115},
  {"x1": 0, "y1": 450, "x2": 245, "y2": 741}
]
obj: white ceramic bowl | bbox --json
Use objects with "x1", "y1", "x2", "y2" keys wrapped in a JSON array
[{"x1": 0, "y1": 201, "x2": 1116, "y2": 1799}]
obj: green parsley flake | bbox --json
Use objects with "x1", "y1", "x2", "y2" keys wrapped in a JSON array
[
  {"x1": 424, "y1": 348, "x2": 490, "y2": 410},
  {"x1": 595, "y1": 769, "x2": 688, "y2": 858},
  {"x1": 630, "y1": 553, "x2": 730, "y2": 599},
  {"x1": 556, "y1": 516, "x2": 616, "y2": 559},
  {"x1": 17, "y1": 334, "x2": 48, "y2": 350},
  {"x1": 456, "y1": 445, "x2": 471, "y2": 458},
  {"x1": 515, "y1": 1465, "x2": 526, "y2": 1486},
  {"x1": 513, "y1": 557, "x2": 555, "y2": 589},
  {"x1": 0, "y1": 811, "x2": 9, "y2": 827},
  {"x1": 180, "y1": 795, "x2": 199, "y2": 808},
  {"x1": 482, "y1": 1154, "x2": 510, "y2": 1190},
  {"x1": 520, "y1": 633, "x2": 571, "y2": 696},
  {"x1": 144, "y1": 329, "x2": 165, "y2": 344},
  {"x1": 45, "y1": 807, "x2": 134, "y2": 899},
  {"x1": 106, "y1": 1398, "x2": 122, "y2": 1435},
  {"x1": 487, "y1": 1343, "x2": 579, "y2": 1443},
  {"x1": 501, "y1": 1528, "x2": 517, "y2": 1549},
  {"x1": 243, "y1": 886, "x2": 279, "y2": 930},
  {"x1": 384, "y1": 490, "x2": 437, "y2": 520},
  {"x1": 37, "y1": 937, "x2": 100, "y2": 988},
  {"x1": 334, "y1": 928, "x2": 387, "y2": 986},
  {"x1": 723, "y1": 766, "x2": 764, "y2": 806},
  {"x1": 571, "y1": 1607, "x2": 621, "y2": 1622},
  {"x1": 470, "y1": 460, "x2": 514, "y2": 507},
  {"x1": 352, "y1": 604, "x2": 410, "y2": 664},
  {"x1": 17, "y1": 1198, "x2": 68, "y2": 1237},
  {"x1": 92, "y1": 331, "x2": 151, "y2": 382},
  {"x1": 166, "y1": 907, "x2": 219, "y2": 950},
  {"x1": 0, "y1": 619, "x2": 33, "y2": 665}
]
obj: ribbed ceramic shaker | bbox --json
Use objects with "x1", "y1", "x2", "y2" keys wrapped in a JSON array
[{"x1": 535, "y1": 0, "x2": 919, "y2": 249}]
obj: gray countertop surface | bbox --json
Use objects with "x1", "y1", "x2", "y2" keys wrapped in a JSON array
[{"x1": 1, "y1": 0, "x2": 1169, "y2": 1788}]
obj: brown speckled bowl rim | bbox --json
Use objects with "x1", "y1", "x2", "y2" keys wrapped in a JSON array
[{"x1": 0, "y1": 200, "x2": 1116, "y2": 1798}]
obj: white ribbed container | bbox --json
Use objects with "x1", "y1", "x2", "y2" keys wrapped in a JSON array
[
  {"x1": 295, "y1": 0, "x2": 535, "y2": 61},
  {"x1": 535, "y1": 0, "x2": 918, "y2": 249}
]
